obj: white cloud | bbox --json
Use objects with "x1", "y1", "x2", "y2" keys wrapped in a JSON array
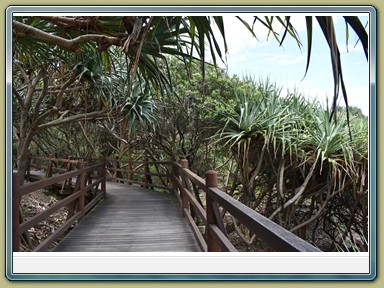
[
  {"x1": 221, "y1": 16, "x2": 259, "y2": 55},
  {"x1": 226, "y1": 51, "x2": 306, "y2": 76}
]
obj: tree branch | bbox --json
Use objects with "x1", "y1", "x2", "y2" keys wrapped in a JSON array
[
  {"x1": 127, "y1": 17, "x2": 153, "y2": 94},
  {"x1": 101, "y1": 122, "x2": 128, "y2": 144},
  {"x1": 24, "y1": 68, "x2": 45, "y2": 109},
  {"x1": 39, "y1": 16, "x2": 93, "y2": 28},
  {"x1": 55, "y1": 72, "x2": 79, "y2": 108},
  {"x1": 249, "y1": 145, "x2": 266, "y2": 189},
  {"x1": 269, "y1": 161, "x2": 317, "y2": 221},
  {"x1": 32, "y1": 71, "x2": 49, "y2": 123},
  {"x1": 78, "y1": 122, "x2": 98, "y2": 156},
  {"x1": 122, "y1": 17, "x2": 143, "y2": 53},
  {"x1": 12, "y1": 87, "x2": 25, "y2": 109},
  {"x1": 13, "y1": 20, "x2": 123, "y2": 51},
  {"x1": 13, "y1": 125, "x2": 20, "y2": 141},
  {"x1": 38, "y1": 110, "x2": 109, "y2": 129},
  {"x1": 14, "y1": 62, "x2": 30, "y2": 86},
  {"x1": 32, "y1": 107, "x2": 59, "y2": 128}
]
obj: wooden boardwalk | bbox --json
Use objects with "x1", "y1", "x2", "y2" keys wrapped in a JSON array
[{"x1": 54, "y1": 182, "x2": 201, "y2": 252}]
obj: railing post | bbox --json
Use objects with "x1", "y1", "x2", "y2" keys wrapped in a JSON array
[
  {"x1": 147, "y1": 156, "x2": 153, "y2": 190},
  {"x1": 171, "y1": 162, "x2": 178, "y2": 198},
  {"x1": 114, "y1": 156, "x2": 122, "y2": 182},
  {"x1": 180, "y1": 159, "x2": 189, "y2": 214},
  {"x1": 78, "y1": 161, "x2": 86, "y2": 217},
  {"x1": 67, "y1": 155, "x2": 72, "y2": 186},
  {"x1": 61, "y1": 156, "x2": 72, "y2": 193},
  {"x1": 45, "y1": 154, "x2": 54, "y2": 178},
  {"x1": 127, "y1": 145, "x2": 133, "y2": 184},
  {"x1": 205, "y1": 170, "x2": 221, "y2": 252},
  {"x1": 144, "y1": 157, "x2": 149, "y2": 189},
  {"x1": 101, "y1": 157, "x2": 106, "y2": 198},
  {"x1": 12, "y1": 173, "x2": 20, "y2": 252}
]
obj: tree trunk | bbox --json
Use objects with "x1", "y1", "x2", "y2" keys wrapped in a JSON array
[
  {"x1": 16, "y1": 127, "x2": 37, "y2": 186},
  {"x1": 16, "y1": 155, "x2": 27, "y2": 186}
]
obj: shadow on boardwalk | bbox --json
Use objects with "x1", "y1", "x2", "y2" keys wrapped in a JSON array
[{"x1": 54, "y1": 182, "x2": 201, "y2": 252}]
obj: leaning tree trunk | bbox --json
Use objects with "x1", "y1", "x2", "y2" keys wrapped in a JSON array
[
  {"x1": 15, "y1": 127, "x2": 36, "y2": 250},
  {"x1": 16, "y1": 112, "x2": 36, "y2": 186}
]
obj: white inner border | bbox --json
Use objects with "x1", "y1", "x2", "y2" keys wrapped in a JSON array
[{"x1": 13, "y1": 252, "x2": 370, "y2": 274}]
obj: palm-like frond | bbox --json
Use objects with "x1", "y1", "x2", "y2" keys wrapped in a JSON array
[
  {"x1": 304, "y1": 104, "x2": 357, "y2": 176},
  {"x1": 217, "y1": 79, "x2": 300, "y2": 159},
  {"x1": 13, "y1": 16, "x2": 228, "y2": 96},
  {"x1": 216, "y1": 77, "x2": 365, "y2": 181},
  {"x1": 250, "y1": 15, "x2": 368, "y2": 130},
  {"x1": 120, "y1": 81, "x2": 156, "y2": 132}
]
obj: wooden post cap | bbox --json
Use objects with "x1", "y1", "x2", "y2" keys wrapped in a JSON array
[
  {"x1": 205, "y1": 170, "x2": 218, "y2": 187},
  {"x1": 180, "y1": 159, "x2": 189, "y2": 168}
]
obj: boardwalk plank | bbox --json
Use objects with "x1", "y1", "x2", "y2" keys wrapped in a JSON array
[{"x1": 54, "y1": 182, "x2": 201, "y2": 252}]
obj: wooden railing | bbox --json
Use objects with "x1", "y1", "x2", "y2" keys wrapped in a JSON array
[
  {"x1": 13, "y1": 159, "x2": 106, "y2": 252},
  {"x1": 15, "y1": 155, "x2": 321, "y2": 252},
  {"x1": 172, "y1": 159, "x2": 321, "y2": 252},
  {"x1": 25, "y1": 156, "x2": 173, "y2": 193},
  {"x1": 13, "y1": 155, "x2": 173, "y2": 252},
  {"x1": 104, "y1": 158, "x2": 173, "y2": 193},
  {"x1": 26, "y1": 155, "x2": 82, "y2": 184}
]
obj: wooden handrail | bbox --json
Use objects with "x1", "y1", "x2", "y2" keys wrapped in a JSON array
[
  {"x1": 104, "y1": 159, "x2": 173, "y2": 192},
  {"x1": 207, "y1": 186, "x2": 321, "y2": 252},
  {"x1": 173, "y1": 160, "x2": 210, "y2": 251},
  {"x1": 15, "y1": 155, "x2": 322, "y2": 252},
  {"x1": 205, "y1": 170, "x2": 224, "y2": 252},
  {"x1": 106, "y1": 159, "x2": 172, "y2": 165},
  {"x1": 173, "y1": 159, "x2": 321, "y2": 252},
  {"x1": 13, "y1": 159, "x2": 106, "y2": 252},
  {"x1": 26, "y1": 156, "x2": 83, "y2": 182},
  {"x1": 25, "y1": 155, "x2": 173, "y2": 193},
  {"x1": 15, "y1": 155, "x2": 174, "y2": 251},
  {"x1": 20, "y1": 170, "x2": 82, "y2": 196}
]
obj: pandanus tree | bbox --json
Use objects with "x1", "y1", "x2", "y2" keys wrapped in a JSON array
[
  {"x1": 216, "y1": 79, "x2": 368, "y2": 250},
  {"x1": 12, "y1": 16, "x2": 228, "y2": 182},
  {"x1": 12, "y1": 15, "x2": 368, "y2": 183}
]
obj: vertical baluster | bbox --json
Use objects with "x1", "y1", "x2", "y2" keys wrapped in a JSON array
[
  {"x1": 78, "y1": 161, "x2": 86, "y2": 217},
  {"x1": 180, "y1": 159, "x2": 189, "y2": 215},
  {"x1": 45, "y1": 154, "x2": 54, "y2": 178},
  {"x1": 113, "y1": 157, "x2": 117, "y2": 182},
  {"x1": 205, "y1": 170, "x2": 221, "y2": 252},
  {"x1": 171, "y1": 162, "x2": 179, "y2": 200},
  {"x1": 101, "y1": 157, "x2": 106, "y2": 198},
  {"x1": 144, "y1": 158, "x2": 150, "y2": 189}
]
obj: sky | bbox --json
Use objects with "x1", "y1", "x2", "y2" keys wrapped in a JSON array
[{"x1": 211, "y1": 15, "x2": 370, "y2": 115}]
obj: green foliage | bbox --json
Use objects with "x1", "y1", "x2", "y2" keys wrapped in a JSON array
[
  {"x1": 120, "y1": 81, "x2": 156, "y2": 132},
  {"x1": 218, "y1": 79, "x2": 300, "y2": 156},
  {"x1": 215, "y1": 77, "x2": 368, "y2": 251}
]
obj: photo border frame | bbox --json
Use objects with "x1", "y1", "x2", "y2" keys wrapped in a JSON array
[{"x1": 5, "y1": 5, "x2": 377, "y2": 281}]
